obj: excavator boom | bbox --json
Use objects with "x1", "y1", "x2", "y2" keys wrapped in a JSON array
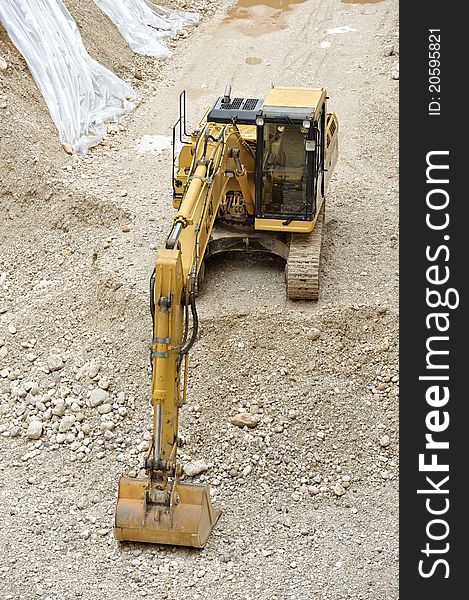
[
  {"x1": 115, "y1": 121, "x2": 253, "y2": 546},
  {"x1": 114, "y1": 243, "x2": 220, "y2": 546}
]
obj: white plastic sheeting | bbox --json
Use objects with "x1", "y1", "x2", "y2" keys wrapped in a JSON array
[
  {"x1": 93, "y1": 0, "x2": 199, "y2": 58},
  {"x1": 0, "y1": 0, "x2": 137, "y2": 154}
]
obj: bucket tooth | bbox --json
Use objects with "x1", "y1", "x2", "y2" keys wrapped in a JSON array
[{"x1": 114, "y1": 477, "x2": 220, "y2": 548}]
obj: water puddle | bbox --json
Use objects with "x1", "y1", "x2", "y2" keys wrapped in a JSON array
[
  {"x1": 245, "y1": 56, "x2": 262, "y2": 64},
  {"x1": 222, "y1": 0, "x2": 308, "y2": 37}
]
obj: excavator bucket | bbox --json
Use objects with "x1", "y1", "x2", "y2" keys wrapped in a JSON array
[{"x1": 114, "y1": 477, "x2": 220, "y2": 548}]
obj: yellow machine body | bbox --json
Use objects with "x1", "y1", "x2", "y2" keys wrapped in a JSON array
[{"x1": 114, "y1": 87, "x2": 339, "y2": 548}]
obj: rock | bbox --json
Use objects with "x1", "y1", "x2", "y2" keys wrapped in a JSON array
[
  {"x1": 383, "y1": 43, "x2": 395, "y2": 56},
  {"x1": 0, "y1": 346, "x2": 7, "y2": 359},
  {"x1": 121, "y1": 225, "x2": 131, "y2": 233},
  {"x1": 392, "y1": 61, "x2": 399, "y2": 80},
  {"x1": 47, "y1": 354, "x2": 64, "y2": 372},
  {"x1": 231, "y1": 412, "x2": 259, "y2": 428},
  {"x1": 97, "y1": 403, "x2": 112, "y2": 415},
  {"x1": 0, "y1": 57, "x2": 7, "y2": 71},
  {"x1": 332, "y1": 483, "x2": 346, "y2": 497},
  {"x1": 7, "y1": 323, "x2": 17, "y2": 335},
  {"x1": 89, "y1": 388, "x2": 109, "y2": 408},
  {"x1": 59, "y1": 416, "x2": 75, "y2": 433},
  {"x1": 184, "y1": 460, "x2": 209, "y2": 477},
  {"x1": 242, "y1": 465, "x2": 252, "y2": 477},
  {"x1": 306, "y1": 327, "x2": 321, "y2": 341},
  {"x1": 52, "y1": 403, "x2": 66, "y2": 417},
  {"x1": 10, "y1": 426, "x2": 20, "y2": 438},
  {"x1": 137, "y1": 440, "x2": 150, "y2": 452},
  {"x1": 88, "y1": 359, "x2": 100, "y2": 378},
  {"x1": 379, "y1": 434, "x2": 391, "y2": 447},
  {"x1": 134, "y1": 69, "x2": 143, "y2": 80},
  {"x1": 308, "y1": 485, "x2": 320, "y2": 496},
  {"x1": 120, "y1": 189, "x2": 128, "y2": 197},
  {"x1": 23, "y1": 381, "x2": 34, "y2": 392},
  {"x1": 97, "y1": 377, "x2": 109, "y2": 390},
  {"x1": 26, "y1": 420, "x2": 43, "y2": 440},
  {"x1": 100, "y1": 422, "x2": 115, "y2": 432}
]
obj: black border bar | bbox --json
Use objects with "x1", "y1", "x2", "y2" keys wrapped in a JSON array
[{"x1": 400, "y1": 2, "x2": 466, "y2": 595}]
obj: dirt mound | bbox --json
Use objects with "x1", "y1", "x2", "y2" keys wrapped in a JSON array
[
  {"x1": 0, "y1": 24, "x2": 62, "y2": 203},
  {"x1": 0, "y1": 0, "x2": 214, "y2": 204}
]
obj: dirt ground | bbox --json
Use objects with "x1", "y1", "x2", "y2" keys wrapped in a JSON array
[{"x1": 0, "y1": 1, "x2": 399, "y2": 599}]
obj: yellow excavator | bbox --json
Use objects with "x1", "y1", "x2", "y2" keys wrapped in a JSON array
[{"x1": 114, "y1": 86, "x2": 339, "y2": 547}]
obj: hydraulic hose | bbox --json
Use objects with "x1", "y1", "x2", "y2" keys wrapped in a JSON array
[{"x1": 180, "y1": 290, "x2": 198, "y2": 357}]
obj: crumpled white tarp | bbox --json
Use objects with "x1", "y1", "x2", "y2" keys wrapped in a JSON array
[
  {"x1": 0, "y1": 0, "x2": 137, "y2": 154},
  {"x1": 93, "y1": 0, "x2": 199, "y2": 58}
]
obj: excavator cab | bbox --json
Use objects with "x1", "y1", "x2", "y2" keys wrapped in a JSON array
[
  {"x1": 204, "y1": 86, "x2": 335, "y2": 234},
  {"x1": 256, "y1": 120, "x2": 320, "y2": 222},
  {"x1": 253, "y1": 87, "x2": 328, "y2": 233}
]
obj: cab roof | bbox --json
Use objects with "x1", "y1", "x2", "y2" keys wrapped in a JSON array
[{"x1": 262, "y1": 87, "x2": 326, "y2": 120}]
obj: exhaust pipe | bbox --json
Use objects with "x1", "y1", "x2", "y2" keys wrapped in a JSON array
[{"x1": 223, "y1": 85, "x2": 232, "y2": 104}]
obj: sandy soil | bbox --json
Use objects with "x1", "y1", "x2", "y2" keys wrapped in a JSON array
[{"x1": 0, "y1": 1, "x2": 399, "y2": 598}]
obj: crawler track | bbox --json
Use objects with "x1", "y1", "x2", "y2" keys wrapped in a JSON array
[{"x1": 286, "y1": 204, "x2": 325, "y2": 300}]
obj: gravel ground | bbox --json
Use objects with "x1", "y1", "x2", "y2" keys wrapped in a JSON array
[{"x1": 0, "y1": 0, "x2": 399, "y2": 598}]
